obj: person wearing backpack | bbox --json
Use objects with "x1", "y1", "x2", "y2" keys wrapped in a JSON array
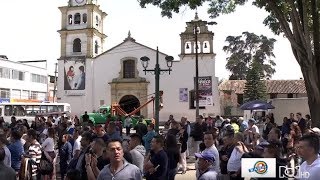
[{"x1": 59, "y1": 134, "x2": 72, "y2": 180}]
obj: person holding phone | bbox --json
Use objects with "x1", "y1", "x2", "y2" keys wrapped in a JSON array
[{"x1": 144, "y1": 135, "x2": 168, "y2": 180}]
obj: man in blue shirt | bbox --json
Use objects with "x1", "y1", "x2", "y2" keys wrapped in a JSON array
[{"x1": 144, "y1": 135, "x2": 168, "y2": 180}]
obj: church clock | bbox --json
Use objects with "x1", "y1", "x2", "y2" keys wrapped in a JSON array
[{"x1": 75, "y1": 0, "x2": 85, "y2": 4}]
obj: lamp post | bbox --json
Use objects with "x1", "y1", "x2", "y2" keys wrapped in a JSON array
[
  {"x1": 188, "y1": 15, "x2": 217, "y2": 118},
  {"x1": 140, "y1": 47, "x2": 174, "y2": 134}
]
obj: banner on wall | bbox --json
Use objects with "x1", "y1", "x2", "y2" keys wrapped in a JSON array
[
  {"x1": 194, "y1": 76, "x2": 213, "y2": 106},
  {"x1": 64, "y1": 57, "x2": 86, "y2": 96},
  {"x1": 10, "y1": 99, "x2": 42, "y2": 103},
  {"x1": 0, "y1": 98, "x2": 10, "y2": 103},
  {"x1": 179, "y1": 88, "x2": 188, "y2": 102}
]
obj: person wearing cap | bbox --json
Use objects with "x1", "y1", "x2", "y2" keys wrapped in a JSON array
[
  {"x1": 195, "y1": 151, "x2": 218, "y2": 180},
  {"x1": 0, "y1": 134, "x2": 11, "y2": 168},
  {"x1": 0, "y1": 147, "x2": 16, "y2": 180}
]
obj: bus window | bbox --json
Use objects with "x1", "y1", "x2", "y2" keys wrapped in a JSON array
[
  {"x1": 13, "y1": 105, "x2": 26, "y2": 116},
  {"x1": 48, "y1": 105, "x2": 54, "y2": 113},
  {"x1": 4, "y1": 105, "x2": 12, "y2": 116},
  {"x1": 25, "y1": 105, "x2": 33, "y2": 116},
  {"x1": 40, "y1": 106, "x2": 48, "y2": 114},
  {"x1": 58, "y1": 105, "x2": 64, "y2": 112},
  {"x1": 0, "y1": 107, "x2": 2, "y2": 116},
  {"x1": 33, "y1": 105, "x2": 40, "y2": 115}
]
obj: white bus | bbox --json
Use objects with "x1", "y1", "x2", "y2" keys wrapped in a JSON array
[{"x1": 0, "y1": 102, "x2": 71, "y2": 123}]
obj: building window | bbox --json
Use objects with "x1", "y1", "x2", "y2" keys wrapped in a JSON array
[
  {"x1": 30, "y1": 91, "x2": 38, "y2": 100},
  {"x1": 73, "y1": 38, "x2": 81, "y2": 52},
  {"x1": 31, "y1": 74, "x2": 47, "y2": 84},
  {"x1": 123, "y1": 60, "x2": 135, "y2": 78},
  {"x1": 83, "y1": 13, "x2": 87, "y2": 23},
  {"x1": 270, "y1": 93, "x2": 277, "y2": 99},
  {"x1": 95, "y1": 41, "x2": 98, "y2": 54},
  {"x1": 11, "y1": 89, "x2": 21, "y2": 99},
  {"x1": 96, "y1": 15, "x2": 99, "y2": 26},
  {"x1": 0, "y1": 67, "x2": 10, "y2": 79},
  {"x1": 0, "y1": 88, "x2": 10, "y2": 98},
  {"x1": 237, "y1": 94, "x2": 244, "y2": 105},
  {"x1": 22, "y1": 90, "x2": 29, "y2": 99},
  {"x1": 74, "y1": 13, "x2": 81, "y2": 24},
  {"x1": 287, "y1": 93, "x2": 294, "y2": 98},
  {"x1": 189, "y1": 90, "x2": 205, "y2": 109},
  {"x1": 12, "y1": 70, "x2": 24, "y2": 80},
  {"x1": 68, "y1": 14, "x2": 73, "y2": 24}
]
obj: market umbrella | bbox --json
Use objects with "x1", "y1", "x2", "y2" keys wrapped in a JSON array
[{"x1": 240, "y1": 100, "x2": 275, "y2": 110}]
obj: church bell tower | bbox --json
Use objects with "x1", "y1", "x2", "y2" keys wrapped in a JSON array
[{"x1": 58, "y1": 0, "x2": 107, "y2": 59}]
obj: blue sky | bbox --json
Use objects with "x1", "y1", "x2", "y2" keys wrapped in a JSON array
[{"x1": 0, "y1": 0, "x2": 302, "y2": 80}]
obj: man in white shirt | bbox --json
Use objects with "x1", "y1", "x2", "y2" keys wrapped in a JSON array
[
  {"x1": 72, "y1": 129, "x2": 82, "y2": 158},
  {"x1": 297, "y1": 134, "x2": 320, "y2": 180}
]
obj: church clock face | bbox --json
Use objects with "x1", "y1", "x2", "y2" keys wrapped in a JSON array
[{"x1": 75, "y1": 0, "x2": 85, "y2": 4}]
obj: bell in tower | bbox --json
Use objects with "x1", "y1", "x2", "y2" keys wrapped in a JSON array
[{"x1": 179, "y1": 13, "x2": 216, "y2": 60}]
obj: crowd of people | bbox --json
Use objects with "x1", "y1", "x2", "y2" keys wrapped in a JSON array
[{"x1": 0, "y1": 112, "x2": 319, "y2": 180}]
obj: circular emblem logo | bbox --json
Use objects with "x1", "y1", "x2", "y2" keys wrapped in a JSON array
[{"x1": 253, "y1": 161, "x2": 268, "y2": 174}]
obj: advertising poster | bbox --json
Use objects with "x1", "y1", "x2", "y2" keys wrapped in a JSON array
[
  {"x1": 179, "y1": 88, "x2": 188, "y2": 102},
  {"x1": 64, "y1": 58, "x2": 85, "y2": 95},
  {"x1": 194, "y1": 76, "x2": 213, "y2": 106}
]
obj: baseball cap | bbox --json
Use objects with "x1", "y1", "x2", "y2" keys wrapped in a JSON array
[{"x1": 195, "y1": 151, "x2": 215, "y2": 163}]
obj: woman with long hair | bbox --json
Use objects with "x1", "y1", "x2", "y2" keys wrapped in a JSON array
[
  {"x1": 41, "y1": 127, "x2": 56, "y2": 180},
  {"x1": 165, "y1": 132, "x2": 180, "y2": 180}
]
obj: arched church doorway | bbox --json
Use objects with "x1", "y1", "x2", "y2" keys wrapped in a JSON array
[{"x1": 119, "y1": 95, "x2": 140, "y2": 115}]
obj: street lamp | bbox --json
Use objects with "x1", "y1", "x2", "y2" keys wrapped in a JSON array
[
  {"x1": 140, "y1": 47, "x2": 174, "y2": 134},
  {"x1": 187, "y1": 14, "x2": 217, "y2": 118}
]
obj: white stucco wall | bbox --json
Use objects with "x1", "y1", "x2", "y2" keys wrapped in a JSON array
[
  {"x1": 270, "y1": 97, "x2": 310, "y2": 125},
  {"x1": 91, "y1": 40, "x2": 220, "y2": 122}
]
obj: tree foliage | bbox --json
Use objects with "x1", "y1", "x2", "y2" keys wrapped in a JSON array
[
  {"x1": 243, "y1": 61, "x2": 267, "y2": 102},
  {"x1": 137, "y1": 0, "x2": 320, "y2": 127},
  {"x1": 223, "y1": 31, "x2": 276, "y2": 80}
]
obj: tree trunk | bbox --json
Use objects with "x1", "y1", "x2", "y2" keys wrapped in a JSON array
[{"x1": 300, "y1": 57, "x2": 320, "y2": 128}]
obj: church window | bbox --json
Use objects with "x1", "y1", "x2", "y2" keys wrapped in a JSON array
[
  {"x1": 73, "y1": 38, "x2": 81, "y2": 52},
  {"x1": 83, "y1": 13, "x2": 87, "y2": 23},
  {"x1": 74, "y1": 13, "x2": 81, "y2": 24},
  {"x1": 95, "y1": 41, "x2": 98, "y2": 54},
  {"x1": 123, "y1": 60, "x2": 135, "y2": 78},
  {"x1": 96, "y1": 16, "x2": 99, "y2": 26},
  {"x1": 68, "y1": 14, "x2": 73, "y2": 24}
]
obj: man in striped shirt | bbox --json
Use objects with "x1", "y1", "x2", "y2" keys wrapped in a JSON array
[{"x1": 25, "y1": 129, "x2": 42, "y2": 180}]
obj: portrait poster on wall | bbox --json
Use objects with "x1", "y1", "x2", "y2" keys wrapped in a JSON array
[
  {"x1": 194, "y1": 76, "x2": 213, "y2": 106},
  {"x1": 64, "y1": 58, "x2": 85, "y2": 95},
  {"x1": 179, "y1": 88, "x2": 188, "y2": 102}
]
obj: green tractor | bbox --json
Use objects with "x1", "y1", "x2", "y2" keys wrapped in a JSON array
[{"x1": 80, "y1": 105, "x2": 152, "y2": 126}]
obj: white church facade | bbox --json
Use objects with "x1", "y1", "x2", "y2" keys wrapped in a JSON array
[{"x1": 57, "y1": 0, "x2": 220, "y2": 121}]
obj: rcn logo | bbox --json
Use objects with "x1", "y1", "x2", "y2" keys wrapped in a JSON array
[{"x1": 279, "y1": 166, "x2": 310, "y2": 179}]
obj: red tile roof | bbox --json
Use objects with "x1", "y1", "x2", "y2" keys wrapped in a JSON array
[{"x1": 219, "y1": 80, "x2": 307, "y2": 94}]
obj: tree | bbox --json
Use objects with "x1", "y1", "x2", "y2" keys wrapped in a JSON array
[
  {"x1": 243, "y1": 61, "x2": 267, "y2": 102},
  {"x1": 138, "y1": 0, "x2": 320, "y2": 127},
  {"x1": 223, "y1": 31, "x2": 276, "y2": 80}
]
